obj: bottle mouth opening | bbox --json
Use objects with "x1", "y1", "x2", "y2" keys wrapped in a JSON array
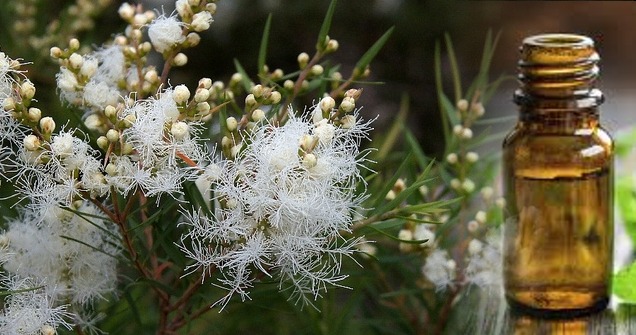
[{"x1": 524, "y1": 34, "x2": 593, "y2": 48}]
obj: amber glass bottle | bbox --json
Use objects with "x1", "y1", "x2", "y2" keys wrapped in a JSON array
[{"x1": 502, "y1": 34, "x2": 613, "y2": 317}]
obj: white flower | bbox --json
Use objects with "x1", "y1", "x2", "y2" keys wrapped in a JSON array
[
  {"x1": 148, "y1": 14, "x2": 185, "y2": 53},
  {"x1": 83, "y1": 80, "x2": 119, "y2": 109},
  {"x1": 191, "y1": 11, "x2": 213, "y2": 32},
  {"x1": 422, "y1": 249, "x2": 455, "y2": 291},
  {"x1": 179, "y1": 110, "x2": 372, "y2": 308},
  {"x1": 1, "y1": 202, "x2": 121, "y2": 306},
  {"x1": 414, "y1": 225, "x2": 435, "y2": 248},
  {"x1": 465, "y1": 236, "x2": 502, "y2": 287},
  {"x1": 0, "y1": 275, "x2": 73, "y2": 335}
]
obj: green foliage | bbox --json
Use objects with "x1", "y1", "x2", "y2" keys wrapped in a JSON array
[{"x1": 614, "y1": 262, "x2": 636, "y2": 302}]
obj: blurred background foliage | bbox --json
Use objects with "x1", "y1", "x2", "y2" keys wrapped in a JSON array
[{"x1": 2, "y1": 0, "x2": 636, "y2": 157}]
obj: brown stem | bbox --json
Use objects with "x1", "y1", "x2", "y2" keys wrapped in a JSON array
[
  {"x1": 329, "y1": 75, "x2": 355, "y2": 99},
  {"x1": 169, "y1": 277, "x2": 203, "y2": 312},
  {"x1": 277, "y1": 51, "x2": 323, "y2": 123}
]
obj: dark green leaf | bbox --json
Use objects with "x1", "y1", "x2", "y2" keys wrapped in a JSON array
[
  {"x1": 233, "y1": 58, "x2": 253, "y2": 93},
  {"x1": 258, "y1": 14, "x2": 273, "y2": 79},
  {"x1": 316, "y1": 0, "x2": 338, "y2": 52},
  {"x1": 354, "y1": 26, "x2": 394, "y2": 76}
]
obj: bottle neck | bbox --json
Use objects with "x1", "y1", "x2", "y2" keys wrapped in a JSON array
[
  {"x1": 514, "y1": 34, "x2": 604, "y2": 132},
  {"x1": 517, "y1": 34, "x2": 599, "y2": 99}
]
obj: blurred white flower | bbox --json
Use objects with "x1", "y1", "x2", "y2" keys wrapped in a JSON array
[{"x1": 422, "y1": 249, "x2": 455, "y2": 291}]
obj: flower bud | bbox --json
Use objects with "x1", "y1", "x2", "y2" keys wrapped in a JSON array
[
  {"x1": 480, "y1": 186, "x2": 494, "y2": 200},
  {"x1": 268, "y1": 91, "x2": 281, "y2": 104},
  {"x1": 302, "y1": 153, "x2": 317, "y2": 169},
  {"x1": 196, "y1": 101, "x2": 210, "y2": 113},
  {"x1": 171, "y1": 121, "x2": 189, "y2": 140},
  {"x1": 340, "y1": 114, "x2": 356, "y2": 129},
  {"x1": 84, "y1": 114, "x2": 102, "y2": 130},
  {"x1": 472, "y1": 102, "x2": 485, "y2": 117},
  {"x1": 466, "y1": 151, "x2": 479, "y2": 163},
  {"x1": 23, "y1": 134, "x2": 41, "y2": 151},
  {"x1": 39, "y1": 116, "x2": 55, "y2": 133},
  {"x1": 27, "y1": 107, "x2": 41, "y2": 123},
  {"x1": 122, "y1": 142, "x2": 134, "y2": 155},
  {"x1": 173, "y1": 53, "x2": 188, "y2": 66},
  {"x1": 104, "y1": 105, "x2": 117, "y2": 119},
  {"x1": 226, "y1": 116, "x2": 238, "y2": 132},
  {"x1": 297, "y1": 52, "x2": 309, "y2": 69},
  {"x1": 446, "y1": 153, "x2": 458, "y2": 164},
  {"x1": 299, "y1": 134, "x2": 316, "y2": 152},
  {"x1": 118, "y1": 3, "x2": 135, "y2": 20},
  {"x1": 106, "y1": 129, "x2": 120, "y2": 142},
  {"x1": 495, "y1": 197, "x2": 506, "y2": 208},
  {"x1": 319, "y1": 96, "x2": 335, "y2": 113},
  {"x1": 310, "y1": 64, "x2": 324, "y2": 76},
  {"x1": 105, "y1": 163, "x2": 117, "y2": 176},
  {"x1": 20, "y1": 81, "x2": 36, "y2": 100},
  {"x1": 462, "y1": 179, "x2": 475, "y2": 193},
  {"x1": 450, "y1": 178, "x2": 461, "y2": 190},
  {"x1": 206, "y1": 3, "x2": 217, "y2": 13},
  {"x1": 80, "y1": 58, "x2": 98, "y2": 77},
  {"x1": 251, "y1": 84, "x2": 264, "y2": 98},
  {"x1": 251, "y1": 109, "x2": 265, "y2": 122},
  {"x1": 467, "y1": 220, "x2": 479, "y2": 233},
  {"x1": 194, "y1": 88, "x2": 210, "y2": 102},
  {"x1": 96, "y1": 136, "x2": 109, "y2": 150},
  {"x1": 385, "y1": 190, "x2": 396, "y2": 201},
  {"x1": 456, "y1": 99, "x2": 469, "y2": 112},
  {"x1": 199, "y1": 78, "x2": 212, "y2": 89},
  {"x1": 69, "y1": 38, "x2": 80, "y2": 50},
  {"x1": 69, "y1": 53, "x2": 83, "y2": 69},
  {"x1": 475, "y1": 211, "x2": 487, "y2": 224},
  {"x1": 460, "y1": 127, "x2": 473, "y2": 140},
  {"x1": 3, "y1": 97, "x2": 15, "y2": 111},
  {"x1": 173, "y1": 85, "x2": 190, "y2": 104},
  {"x1": 419, "y1": 185, "x2": 428, "y2": 196},
  {"x1": 283, "y1": 80, "x2": 294, "y2": 90},
  {"x1": 41, "y1": 325, "x2": 56, "y2": 335},
  {"x1": 50, "y1": 46, "x2": 62, "y2": 59},
  {"x1": 114, "y1": 35, "x2": 128, "y2": 45},
  {"x1": 340, "y1": 96, "x2": 355, "y2": 113},
  {"x1": 453, "y1": 125, "x2": 463, "y2": 136},
  {"x1": 230, "y1": 73, "x2": 242, "y2": 85},
  {"x1": 186, "y1": 32, "x2": 201, "y2": 46},
  {"x1": 271, "y1": 68, "x2": 284, "y2": 80},
  {"x1": 133, "y1": 13, "x2": 147, "y2": 27},
  {"x1": 144, "y1": 69, "x2": 159, "y2": 83},
  {"x1": 326, "y1": 39, "x2": 339, "y2": 53},
  {"x1": 245, "y1": 94, "x2": 256, "y2": 106},
  {"x1": 191, "y1": 11, "x2": 213, "y2": 32},
  {"x1": 124, "y1": 114, "x2": 136, "y2": 126}
]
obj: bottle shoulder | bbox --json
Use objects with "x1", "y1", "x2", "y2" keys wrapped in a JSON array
[{"x1": 502, "y1": 123, "x2": 613, "y2": 178}]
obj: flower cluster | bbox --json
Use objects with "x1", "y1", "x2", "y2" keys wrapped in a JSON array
[
  {"x1": 180, "y1": 99, "x2": 372, "y2": 307},
  {"x1": 0, "y1": 0, "x2": 384, "y2": 332}
]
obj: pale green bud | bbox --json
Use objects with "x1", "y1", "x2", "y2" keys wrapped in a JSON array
[
  {"x1": 226, "y1": 116, "x2": 238, "y2": 132},
  {"x1": 106, "y1": 129, "x2": 120, "y2": 142}
]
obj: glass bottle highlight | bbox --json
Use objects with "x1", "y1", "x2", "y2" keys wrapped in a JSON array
[{"x1": 502, "y1": 34, "x2": 613, "y2": 317}]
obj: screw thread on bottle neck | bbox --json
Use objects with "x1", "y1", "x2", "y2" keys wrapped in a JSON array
[{"x1": 515, "y1": 34, "x2": 602, "y2": 106}]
